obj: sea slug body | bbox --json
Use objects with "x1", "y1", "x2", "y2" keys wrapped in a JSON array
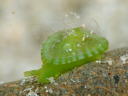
[{"x1": 24, "y1": 27, "x2": 109, "y2": 83}]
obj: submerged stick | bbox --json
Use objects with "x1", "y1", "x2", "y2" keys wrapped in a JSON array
[{"x1": 0, "y1": 48, "x2": 128, "y2": 96}]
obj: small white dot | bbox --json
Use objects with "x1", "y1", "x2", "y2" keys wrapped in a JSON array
[{"x1": 77, "y1": 43, "x2": 81, "y2": 47}]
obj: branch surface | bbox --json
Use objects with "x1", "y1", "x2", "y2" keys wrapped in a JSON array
[{"x1": 0, "y1": 48, "x2": 128, "y2": 96}]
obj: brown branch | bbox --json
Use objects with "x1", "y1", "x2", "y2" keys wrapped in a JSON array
[{"x1": 1, "y1": 48, "x2": 128, "y2": 96}]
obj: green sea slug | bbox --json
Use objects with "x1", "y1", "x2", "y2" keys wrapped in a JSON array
[{"x1": 24, "y1": 27, "x2": 109, "y2": 83}]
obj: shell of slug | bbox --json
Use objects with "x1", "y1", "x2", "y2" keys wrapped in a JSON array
[{"x1": 24, "y1": 27, "x2": 109, "y2": 83}]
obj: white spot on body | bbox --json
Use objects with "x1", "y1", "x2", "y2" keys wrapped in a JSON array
[
  {"x1": 86, "y1": 35, "x2": 89, "y2": 38},
  {"x1": 82, "y1": 33, "x2": 86, "y2": 41},
  {"x1": 68, "y1": 48, "x2": 72, "y2": 52},
  {"x1": 66, "y1": 30, "x2": 77, "y2": 36},
  {"x1": 76, "y1": 43, "x2": 81, "y2": 47},
  {"x1": 65, "y1": 48, "x2": 72, "y2": 53}
]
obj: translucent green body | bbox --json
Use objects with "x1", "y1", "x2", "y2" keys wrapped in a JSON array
[{"x1": 24, "y1": 27, "x2": 109, "y2": 83}]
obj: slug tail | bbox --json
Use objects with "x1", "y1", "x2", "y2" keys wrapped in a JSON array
[{"x1": 24, "y1": 69, "x2": 40, "y2": 77}]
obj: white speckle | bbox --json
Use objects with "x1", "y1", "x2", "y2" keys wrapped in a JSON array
[
  {"x1": 26, "y1": 90, "x2": 38, "y2": 96},
  {"x1": 120, "y1": 54, "x2": 128, "y2": 64},
  {"x1": 86, "y1": 35, "x2": 89, "y2": 38},
  {"x1": 67, "y1": 30, "x2": 77, "y2": 36},
  {"x1": 70, "y1": 79, "x2": 76, "y2": 83},
  {"x1": 53, "y1": 82, "x2": 58, "y2": 86},
  {"x1": 64, "y1": 43, "x2": 72, "y2": 52},
  {"x1": 20, "y1": 76, "x2": 35, "y2": 85},
  {"x1": 47, "y1": 77, "x2": 58, "y2": 85},
  {"x1": 47, "y1": 77, "x2": 55, "y2": 83},
  {"x1": 96, "y1": 59, "x2": 113, "y2": 65},
  {"x1": 76, "y1": 43, "x2": 81, "y2": 47},
  {"x1": 20, "y1": 78, "x2": 26, "y2": 85},
  {"x1": 82, "y1": 33, "x2": 86, "y2": 41},
  {"x1": 24, "y1": 86, "x2": 38, "y2": 96},
  {"x1": 107, "y1": 60, "x2": 113, "y2": 66},
  {"x1": 45, "y1": 88, "x2": 53, "y2": 93},
  {"x1": 84, "y1": 85, "x2": 87, "y2": 88},
  {"x1": 66, "y1": 48, "x2": 72, "y2": 53},
  {"x1": 48, "y1": 88, "x2": 53, "y2": 94},
  {"x1": 45, "y1": 90, "x2": 49, "y2": 93},
  {"x1": 44, "y1": 86, "x2": 53, "y2": 93},
  {"x1": 44, "y1": 86, "x2": 48, "y2": 93},
  {"x1": 44, "y1": 86, "x2": 48, "y2": 89},
  {"x1": 96, "y1": 60, "x2": 102, "y2": 64},
  {"x1": 68, "y1": 48, "x2": 72, "y2": 52},
  {"x1": 24, "y1": 87, "x2": 33, "y2": 92}
]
